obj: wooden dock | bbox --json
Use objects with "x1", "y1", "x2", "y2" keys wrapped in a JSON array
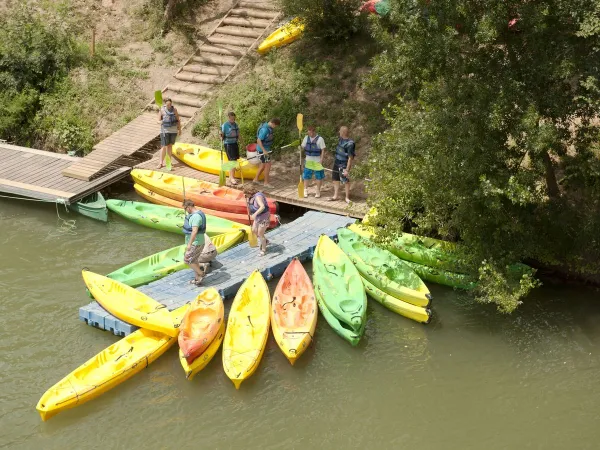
[
  {"x1": 60, "y1": 0, "x2": 281, "y2": 182},
  {"x1": 0, "y1": 143, "x2": 130, "y2": 204},
  {"x1": 135, "y1": 156, "x2": 369, "y2": 218}
]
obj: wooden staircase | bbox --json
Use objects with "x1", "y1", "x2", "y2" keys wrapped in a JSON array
[{"x1": 62, "y1": 0, "x2": 281, "y2": 181}]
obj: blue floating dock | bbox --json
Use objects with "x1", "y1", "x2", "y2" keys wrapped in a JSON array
[{"x1": 79, "y1": 211, "x2": 355, "y2": 336}]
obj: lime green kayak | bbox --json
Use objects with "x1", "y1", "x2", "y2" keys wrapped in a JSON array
[
  {"x1": 337, "y1": 227, "x2": 432, "y2": 308},
  {"x1": 312, "y1": 235, "x2": 367, "y2": 340},
  {"x1": 316, "y1": 289, "x2": 364, "y2": 346},
  {"x1": 361, "y1": 276, "x2": 432, "y2": 324},
  {"x1": 106, "y1": 200, "x2": 246, "y2": 236},
  {"x1": 402, "y1": 260, "x2": 476, "y2": 290}
]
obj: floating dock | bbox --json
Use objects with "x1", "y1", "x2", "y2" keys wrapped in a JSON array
[{"x1": 79, "y1": 210, "x2": 354, "y2": 335}]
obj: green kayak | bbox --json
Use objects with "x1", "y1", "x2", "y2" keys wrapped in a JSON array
[
  {"x1": 403, "y1": 260, "x2": 476, "y2": 290},
  {"x1": 106, "y1": 200, "x2": 248, "y2": 236},
  {"x1": 312, "y1": 235, "x2": 367, "y2": 337},
  {"x1": 361, "y1": 276, "x2": 432, "y2": 324},
  {"x1": 88, "y1": 230, "x2": 245, "y2": 298},
  {"x1": 68, "y1": 192, "x2": 108, "y2": 222},
  {"x1": 337, "y1": 227, "x2": 432, "y2": 308},
  {"x1": 316, "y1": 289, "x2": 364, "y2": 346}
]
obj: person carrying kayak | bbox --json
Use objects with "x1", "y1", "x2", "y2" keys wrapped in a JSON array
[
  {"x1": 329, "y1": 126, "x2": 355, "y2": 204},
  {"x1": 301, "y1": 125, "x2": 326, "y2": 198},
  {"x1": 244, "y1": 185, "x2": 271, "y2": 256},
  {"x1": 253, "y1": 117, "x2": 280, "y2": 188},
  {"x1": 157, "y1": 98, "x2": 181, "y2": 169},
  {"x1": 182, "y1": 200, "x2": 217, "y2": 286},
  {"x1": 220, "y1": 111, "x2": 240, "y2": 186}
]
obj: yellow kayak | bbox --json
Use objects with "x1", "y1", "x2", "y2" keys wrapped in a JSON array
[
  {"x1": 82, "y1": 270, "x2": 186, "y2": 337},
  {"x1": 222, "y1": 270, "x2": 270, "y2": 389},
  {"x1": 179, "y1": 320, "x2": 226, "y2": 381},
  {"x1": 257, "y1": 18, "x2": 305, "y2": 54},
  {"x1": 172, "y1": 143, "x2": 263, "y2": 181},
  {"x1": 36, "y1": 305, "x2": 187, "y2": 421}
]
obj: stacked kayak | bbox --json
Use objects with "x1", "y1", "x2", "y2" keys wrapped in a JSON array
[
  {"x1": 82, "y1": 270, "x2": 186, "y2": 337},
  {"x1": 337, "y1": 227, "x2": 432, "y2": 324},
  {"x1": 178, "y1": 289, "x2": 225, "y2": 379},
  {"x1": 271, "y1": 258, "x2": 317, "y2": 365},
  {"x1": 313, "y1": 235, "x2": 367, "y2": 346},
  {"x1": 131, "y1": 169, "x2": 278, "y2": 215},
  {"x1": 257, "y1": 18, "x2": 305, "y2": 54},
  {"x1": 104, "y1": 230, "x2": 244, "y2": 289},
  {"x1": 36, "y1": 305, "x2": 187, "y2": 421},
  {"x1": 223, "y1": 270, "x2": 270, "y2": 389},
  {"x1": 172, "y1": 143, "x2": 263, "y2": 181}
]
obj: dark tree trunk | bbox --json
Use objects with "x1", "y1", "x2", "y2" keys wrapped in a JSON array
[
  {"x1": 542, "y1": 151, "x2": 560, "y2": 198},
  {"x1": 163, "y1": 0, "x2": 179, "y2": 24}
]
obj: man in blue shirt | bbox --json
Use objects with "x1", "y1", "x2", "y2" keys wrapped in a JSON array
[
  {"x1": 254, "y1": 117, "x2": 280, "y2": 188},
  {"x1": 329, "y1": 126, "x2": 356, "y2": 204},
  {"x1": 220, "y1": 111, "x2": 240, "y2": 185}
]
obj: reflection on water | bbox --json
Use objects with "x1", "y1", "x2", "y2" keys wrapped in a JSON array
[{"x1": 1, "y1": 197, "x2": 600, "y2": 449}]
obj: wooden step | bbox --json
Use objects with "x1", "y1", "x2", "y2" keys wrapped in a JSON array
[
  {"x1": 175, "y1": 71, "x2": 224, "y2": 84},
  {"x1": 216, "y1": 26, "x2": 263, "y2": 38},
  {"x1": 167, "y1": 82, "x2": 214, "y2": 96},
  {"x1": 208, "y1": 34, "x2": 256, "y2": 47},
  {"x1": 231, "y1": 8, "x2": 279, "y2": 20},
  {"x1": 238, "y1": 1, "x2": 276, "y2": 11},
  {"x1": 162, "y1": 93, "x2": 204, "y2": 108},
  {"x1": 181, "y1": 64, "x2": 229, "y2": 76},
  {"x1": 191, "y1": 54, "x2": 239, "y2": 66},
  {"x1": 223, "y1": 17, "x2": 271, "y2": 28},
  {"x1": 200, "y1": 44, "x2": 245, "y2": 57},
  {"x1": 174, "y1": 105, "x2": 198, "y2": 118}
]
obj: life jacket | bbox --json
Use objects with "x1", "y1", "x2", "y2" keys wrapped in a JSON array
[
  {"x1": 304, "y1": 135, "x2": 322, "y2": 157},
  {"x1": 161, "y1": 106, "x2": 179, "y2": 127},
  {"x1": 248, "y1": 193, "x2": 268, "y2": 215},
  {"x1": 223, "y1": 122, "x2": 239, "y2": 143},
  {"x1": 256, "y1": 122, "x2": 274, "y2": 151},
  {"x1": 335, "y1": 137, "x2": 354, "y2": 163},
  {"x1": 182, "y1": 210, "x2": 206, "y2": 235}
]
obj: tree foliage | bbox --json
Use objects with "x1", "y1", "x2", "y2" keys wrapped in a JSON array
[{"x1": 364, "y1": 0, "x2": 600, "y2": 311}]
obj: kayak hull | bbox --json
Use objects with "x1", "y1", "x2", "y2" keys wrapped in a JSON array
[
  {"x1": 68, "y1": 192, "x2": 108, "y2": 222},
  {"x1": 257, "y1": 18, "x2": 305, "y2": 54},
  {"x1": 179, "y1": 320, "x2": 226, "y2": 381},
  {"x1": 316, "y1": 289, "x2": 363, "y2": 346}
]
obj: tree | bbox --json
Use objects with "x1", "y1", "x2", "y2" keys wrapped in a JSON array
[{"x1": 363, "y1": 0, "x2": 600, "y2": 311}]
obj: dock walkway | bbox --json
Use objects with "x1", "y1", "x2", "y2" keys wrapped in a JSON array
[{"x1": 79, "y1": 210, "x2": 354, "y2": 335}]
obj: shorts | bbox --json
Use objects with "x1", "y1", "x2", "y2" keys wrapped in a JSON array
[
  {"x1": 161, "y1": 131, "x2": 177, "y2": 146},
  {"x1": 303, "y1": 166, "x2": 325, "y2": 180},
  {"x1": 224, "y1": 143, "x2": 239, "y2": 161},
  {"x1": 184, "y1": 245, "x2": 217, "y2": 265},
  {"x1": 258, "y1": 152, "x2": 271, "y2": 164},
  {"x1": 332, "y1": 161, "x2": 349, "y2": 184}
]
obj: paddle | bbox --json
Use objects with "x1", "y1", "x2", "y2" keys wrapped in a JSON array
[
  {"x1": 297, "y1": 113, "x2": 304, "y2": 199},
  {"x1": 155, "y1": 90, "x2": 172, "y2": 171},
  {"x1": 244, "y1": 198, "x2": 258, "y2": 248},
  {"x1": 218, "y1": 101, "x2": 226, "y2": 187},
  {"x1": 281, "y1": 139, "x2": 300, "y2": 149}
]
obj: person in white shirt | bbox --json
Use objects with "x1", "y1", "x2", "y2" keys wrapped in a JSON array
[{"x1": 301, "y1": 125, "x2": 326, "y2": 198}]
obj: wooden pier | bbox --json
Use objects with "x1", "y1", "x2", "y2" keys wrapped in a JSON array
[{"x1": 0, "y1": 143, "x2": 129, "y2": 204}]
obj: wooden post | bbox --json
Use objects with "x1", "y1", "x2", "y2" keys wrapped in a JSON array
[{"x1": 90, "y1": 28, "x2": 96, "y2": 57}]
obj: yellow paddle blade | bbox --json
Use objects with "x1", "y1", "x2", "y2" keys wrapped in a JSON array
[
  {"x1": 298, "y1": 177, "x2": 305, "y2": 199},
  {"x1": 247, "y1": 229, "x2": 258, "y2": 248},
  {"x1": 297, "y1": 113, "x2": 303, "y2": 132},
  {"x1": 165, "y1": 152, "x2": 172, "y2": 171}
]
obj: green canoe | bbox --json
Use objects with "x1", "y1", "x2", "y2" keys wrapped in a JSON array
[
  {"x1": 312, "y1": 235, "x2": 367, "y2": 339},
  {"x1": 68, "y1": 192, "x2": 108, "y2": 222},
  {"x1": 316, "y1": 289, "x2": 364, "y2": 346},
  {"x1": 337, "y1": 227, "x2": 432, "y2": 308},
  {"x1": 106, "y1": 200, "x2": 248, "y2": 236}
]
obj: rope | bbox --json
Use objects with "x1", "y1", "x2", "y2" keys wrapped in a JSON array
[{"x1": 48, "y1": 200, "x2": 77, "y2": 237}]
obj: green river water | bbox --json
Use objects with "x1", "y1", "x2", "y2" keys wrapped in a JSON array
[{"x1": 2, "y1": 197, "x2": 600, "y2": 449}]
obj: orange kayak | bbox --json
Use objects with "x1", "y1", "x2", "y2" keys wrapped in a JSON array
[
  {"x1": 134, "y1": 184, "x2": 279, "y2": 228},
  {"x1": 131, "y1": 169, "x2": 278, "y2": 215},
  {"x1": 271, "y1": 258, "x2": 317, "y2": 365},
  {"x1": 179, "y1": 289, "x2": 224, "y2": 365}
]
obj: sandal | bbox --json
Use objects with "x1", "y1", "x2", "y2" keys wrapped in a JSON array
[
  {"x1": 345, "y1": 198, "x2": 351, "y2": 204},
  {"x1": 230, "y1": 179, "x2": 238, "y2": 185},
  {"x1": 327, "y1": 197, "x2": 340, "y2": 202},
  {"x1": 259, "y1": 250, "x2": 266, "y2": 257},
  {"x1": 188, "y1": 278, "x2": 199, "y2": 285}
]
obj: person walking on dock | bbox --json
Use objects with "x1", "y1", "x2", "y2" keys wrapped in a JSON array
[
  {"x1": 254, "y1": 118, "x2": 280, "y2": 188},
  {"x1": 244, "y1": 185, "x2": 271, "y2": 256},
  {"x1": 182, "y1": 200, "x2": 217, "y2": 286},
  {"x1": 329, "y1": 126, "x2": 355, "y2": 204},
  {"x1": 220, "y1": 111, "x2": 240, "y2": 186},
  {"x1": 157, "y1": 98, "x2": 181, "y2": 169},
  {"x1": 301, "y1": 125, "x2": 326, "y2": 198}
]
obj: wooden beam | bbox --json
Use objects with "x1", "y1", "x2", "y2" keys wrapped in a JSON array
[{"x1": 0, "y1": 178, "x2": 75, "y2": 198}]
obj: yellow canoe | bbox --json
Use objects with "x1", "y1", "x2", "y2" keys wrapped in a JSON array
[
  {"x1": 36, "y1": 306, "x2": 187, "y2": 421},
  {"x1": 179, "y1": 320, "x2": 226, "y2": 381},
  {"x1": 258, "y1": 18, "x2": 305, "y2": 54},
  {"x1": 222, "y1": 270, "x2": 271, "y2": 389},
  {"x1": 82, "y1": 270, "x2": 186, "y2": 337},
  {"x1": 172, "y1": 143, "x2": 263, "y2": 181}
]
